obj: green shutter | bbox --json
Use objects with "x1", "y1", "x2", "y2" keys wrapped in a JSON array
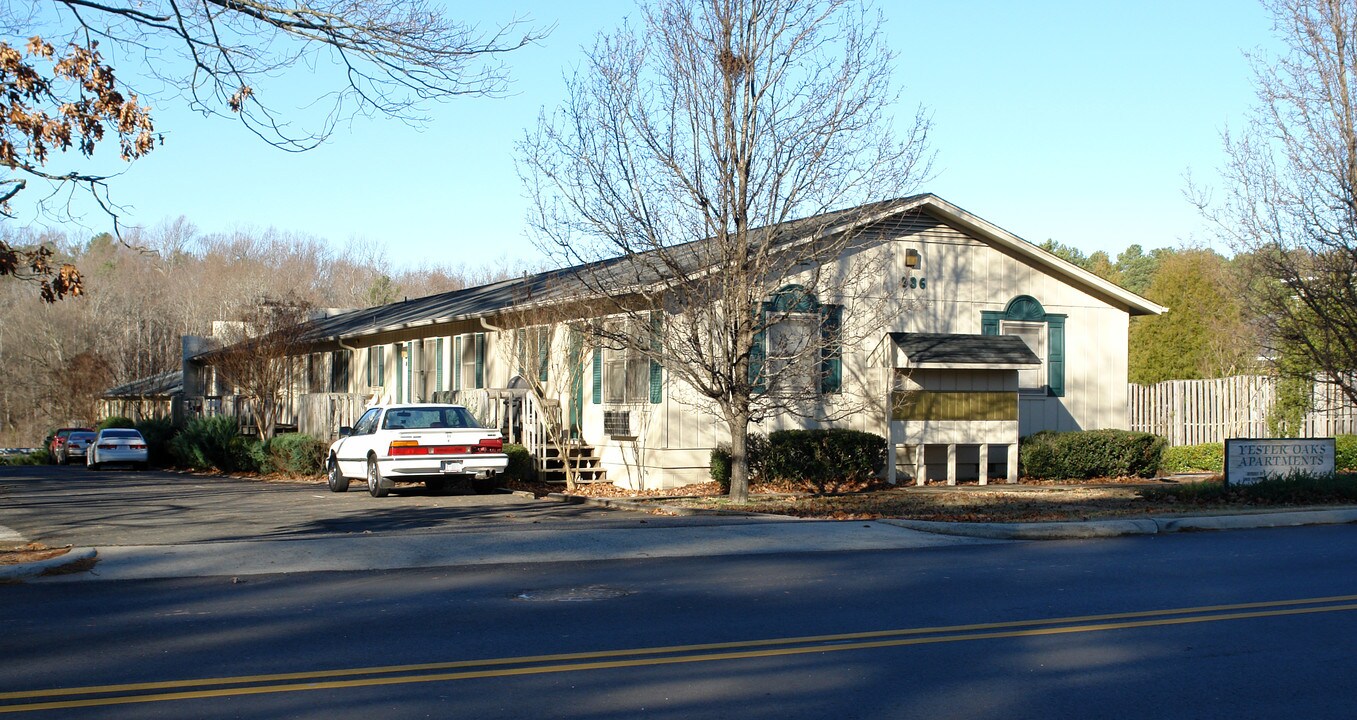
[
  {"x1": 649, "y1": 312, "x2": 663, "y2": 404},
  {"x1": 474, "y1": 333, "x2": 485, "y2": 388},
  {"x1": 538, "y1": 327, "x2": 549, "y2": 383},
  {"x1": 1047, "y1": 315, "x2": 1066, "y2": 397},
  {"x1": 375, "y1": 346, "x2": 384, "y2": 386},
  {"x1": 396, "y1": 343, "x2": 404, "y2": 401},
  {"x1": 435, "y1": 338, "x2": 444, "y2": 391},
  {"x1": 981, "y1": 311, "x2": 1001, "y2": 336},
  {"x1": 820, "y1": 304, "x2": 843, "y2": 394},
  {"x1": 749, "y1": 302, "x2": 771, "y2": 391},
  {"x1": 453, "y1": 336, "x2": 462, "y2": 390},
  {"x1": 592, "y1": 346, "x2": 603, "y2": 404}
]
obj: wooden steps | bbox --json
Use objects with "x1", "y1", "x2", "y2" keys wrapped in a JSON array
[{"x1": 535, "y1": 442, "x2": 607, "y2": 484}]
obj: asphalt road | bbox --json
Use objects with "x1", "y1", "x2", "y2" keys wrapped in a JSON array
[
  {"x1": 3, "y1": 524, "x2": 1356, "y2": 718},
  {"x1": 0, "y1": 465, "x2": 772, "y2": 547}
]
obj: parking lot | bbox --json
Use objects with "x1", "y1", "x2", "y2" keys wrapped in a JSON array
[{"x1": 0, "y1": 464, "x2": 717, "y2": 548}]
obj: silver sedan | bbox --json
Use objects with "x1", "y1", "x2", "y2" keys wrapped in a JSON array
[{"x1": 87, "y1": 428, "x2": 149, "y2": 470}]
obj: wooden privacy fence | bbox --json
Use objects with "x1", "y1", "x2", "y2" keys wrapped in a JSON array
[{"x1": 1128, "y1": 375, "x2": 1357, "y2": 445}]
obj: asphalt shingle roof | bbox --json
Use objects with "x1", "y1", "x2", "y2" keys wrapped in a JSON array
[
  {"x1": 103, "y1": 369, "x2": 184, "y2": 397},
  {"x1": 889, "y1": 332, "x2": 1040, "y2": 367}
]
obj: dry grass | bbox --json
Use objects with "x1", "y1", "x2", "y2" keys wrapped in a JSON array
[
  {"x1": 0, "y1": 543, "x2": 70, "y2": 566},
  {"x1": 516, "y1": 475, "x2": 1357, "y2": 523}
]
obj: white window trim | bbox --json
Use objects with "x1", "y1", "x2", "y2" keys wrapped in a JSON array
[{"x1": 1001, "y1": 320, "x2": 1047, "y2": 394}]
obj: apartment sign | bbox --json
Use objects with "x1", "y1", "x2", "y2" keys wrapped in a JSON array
[{"x1": 1224, "y1": 438, "x2": 1335, "y2": 486}]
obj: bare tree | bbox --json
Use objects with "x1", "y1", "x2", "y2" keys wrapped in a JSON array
[
  {"x1": 1192, "y1": 0, "x2": 1357, "y2": 405},
  {"x1": 493, "y1": 300, "x2": 593, "y2": 491},
  {"x1": 519, "y1": 0, "x2": 931, "y2": 501},
  {"x1": 210, "y1": 293, "x2": 313, "y2": 440},
  {"x1": 2, "y1": 0, "x2": 546, "y2": 299}
]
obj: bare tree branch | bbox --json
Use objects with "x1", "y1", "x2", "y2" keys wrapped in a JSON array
[
  {"x1": 1192, "y1": 0, "x2": 1357, "y2": 406},
  {"x1": 519, "y1": 0, "x2": 930, "y2": 500}
]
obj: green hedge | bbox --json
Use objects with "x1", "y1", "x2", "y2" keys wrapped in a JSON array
[
  {"x1": 265, "y1": 433, "x2": 327, "y2": 476},
  {"x1": 1020, "y1": 430, "x2": 1166, "y2": 480},
  {"x1": 98, "y1": 416, "x2": 136, "y2": 430},
  {"x1": 764, "y1": 429, "x2": 885, "y2": 494},
  {"x1": 1160, "y1": 443, "x2": 1224, "y2": 474},
  {"x1": 1157, "y1": 436, "x2": 1357, "y2": 475}
]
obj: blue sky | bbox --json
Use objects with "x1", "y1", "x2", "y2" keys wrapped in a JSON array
[{"x1": 25, "y1": 1, "x2": 1278, "y2": 269}]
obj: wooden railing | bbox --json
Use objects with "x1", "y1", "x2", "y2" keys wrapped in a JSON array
[{"x1": 469, "y1": 388, "x2": 576, "y2": 466}]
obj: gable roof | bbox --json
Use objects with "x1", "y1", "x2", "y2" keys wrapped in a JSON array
[{"x1": 287, "y1": 194, "x2": 1163, "y2": 349}]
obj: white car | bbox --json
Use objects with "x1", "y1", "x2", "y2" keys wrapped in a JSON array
[
  {"x1": 326, "y1": 404, "x2": 510, "y2": 497},
  {"x1": 87, "y1": 428, "x2": 149, "y2": 470}
]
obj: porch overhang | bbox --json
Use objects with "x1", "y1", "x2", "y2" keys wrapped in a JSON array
[{"x1": 888, "y1": 332, "x2": 1040, "y2": 371}]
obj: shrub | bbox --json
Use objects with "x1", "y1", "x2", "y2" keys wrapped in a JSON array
[
  {"x1": 763, "y1": 429, "x2": 885, "y2": 494},
  {"x1": 1020, "y1": 429, "x2": 1166, "y2": 480},
  {"x1": 1142, "y1": 473, "x2": 1357, "y2": 505},
  {"x1": 98, "y1": 416, "x2": 136, "y2": 430},
  {"x1": 1160, "y1": 443, "x2": 1224, "y2": 474},
  {"x1": 710, "y1": 433, "x2": 768, "y2": 493},
  {"x1": 170, "y1": 416, "x2": 260, "y2": 473},
  {"x1": 265, "y1": 433, "x2": 327, "y2": 476},
  {"x1": 710, "y1": 446, "x2": 732, "y2": 492},
  {"x1": 1336, "y1": 435, "x2": 1357, "y2": 472},
  {"x1": 503, "y1": 443, "x2": 536, "y2": 482},
  {"x1": 0, "y1": 450, "x2": 45, "y2": 466},
  {"x1": 134, "y1": 417, "x2": 177, "y2": 467}
]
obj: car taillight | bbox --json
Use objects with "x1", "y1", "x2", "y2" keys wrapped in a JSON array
[
  {"x1": 387, "y1": 438, "x2": 504, "y2": 456},
  {"x1": 388, "y1": 440, "x2": 428, "y2": 456},
  {"x1": 99, "y1": 443, "x2": 116, "y2": 450},
  {"x1": 130, "y1": 443, "x2": 146, "y2": 450}
]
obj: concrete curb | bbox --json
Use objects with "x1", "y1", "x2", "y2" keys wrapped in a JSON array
[
  {"x1": 0, "y1": 548, "x2": 98, "y2": 583},
  {"x1": 1152, "y1": 508, "x2": 1357, "y2": 533},
  {"x1": 879, "y1": 518, "x2": 1161, "y2": 540},
  {"x1": 548, "y1": 493, "x2": 1357, "y2": 540},
  {"x1": 881, "y1": 508, "x2": 1357, "y2": 540},
  {"x1": 547, "y1": 492, "x2": 767, "y2": 517}
]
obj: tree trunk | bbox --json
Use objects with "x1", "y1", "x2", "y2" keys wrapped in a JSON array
[{"x1": 726, "y1": 407, "x2": 752, "y2": 503}]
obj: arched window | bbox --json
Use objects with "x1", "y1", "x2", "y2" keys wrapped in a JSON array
[
  {"x1": 750, "y1": 285, "x2": 843, "y2": 395},
  {"x1": 981, "y1": 295, "x2": 1066, "y2": 397}
]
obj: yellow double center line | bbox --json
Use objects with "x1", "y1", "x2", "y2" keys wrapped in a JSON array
[{"x1": 4, "y1": 593, "x2": 1357, "y2": 714}]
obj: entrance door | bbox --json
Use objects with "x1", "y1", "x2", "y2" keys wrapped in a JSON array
[{"x1": 397, "y1": 344, "x2": 411, "y2": 403}]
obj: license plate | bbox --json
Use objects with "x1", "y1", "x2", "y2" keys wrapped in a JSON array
[{"x1": 441, "y1": 461, "x2": 463, "y2": 473}]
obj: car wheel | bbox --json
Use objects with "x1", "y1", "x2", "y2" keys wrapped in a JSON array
[
  {"x1": 366, "y1": 459, "x2": 389, "y2": 498},
  {"x1": 327, "y1": 458, "x2": 350, "y2": 493}
]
